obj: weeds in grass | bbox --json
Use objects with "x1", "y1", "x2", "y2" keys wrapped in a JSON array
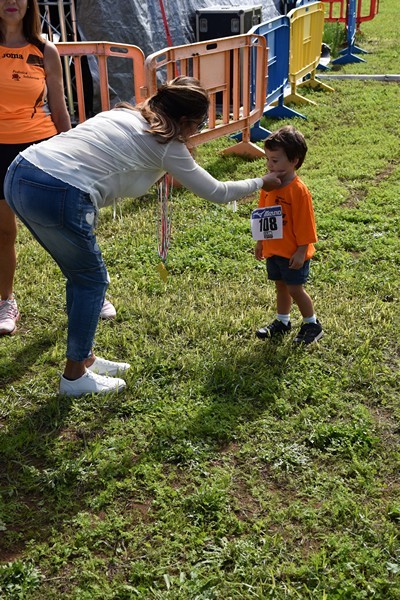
[{"x1": 323, "y1": 21, "x2": 347, "y2": 58}]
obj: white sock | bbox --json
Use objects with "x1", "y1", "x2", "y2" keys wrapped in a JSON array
[
  {"x1": 303, "y1": 315, "x2": 317, "y2": 324},
  {"x1": 277, "y1": 313, "x2": 290, "y2": 326}
]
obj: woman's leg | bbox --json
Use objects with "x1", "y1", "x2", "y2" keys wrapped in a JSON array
[
  {"x1": 0, "y1": 200, "x2": 16, "y2": 300},
  {"x1": 5, "y1": 158, "x2": 107, "y2": 374},
  {"x1": 0, "y1": 200, "x2": 19, "y2": 335}
]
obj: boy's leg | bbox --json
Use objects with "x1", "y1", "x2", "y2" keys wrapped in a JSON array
[
  {"x1": 255, "y1": 280, "x2": 292, "y2": 339},
  {"x1": 286, "y1": 284, "x2": 314, "y2": 318},
  {"x1": 256, "y1": 258, "x2": 293, "y2": 340},
  {"x1": 276, "y1": 280, "x2": 292, "y2": 315},
  {"x1": 287, "y1": 284, "x2": 323, "y2": 344}
]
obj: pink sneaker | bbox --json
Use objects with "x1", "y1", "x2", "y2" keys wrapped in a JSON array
[
  {"x1": 99, "y1": 299, "x2": 116, "y2": 320},
  {"x1": 0, "y1": 296, "x2": 19, "y2": 335}
]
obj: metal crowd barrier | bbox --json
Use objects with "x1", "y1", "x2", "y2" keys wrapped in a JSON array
[
  {"x1": 144, "y1": 34, "x2": 268, "y2": 158},
  {"x1": 56, "y1": 41, "x2": 146, "y2": 123},
  {"x1": 285, "y1": 2, "x2": 334, "y2": 106}
]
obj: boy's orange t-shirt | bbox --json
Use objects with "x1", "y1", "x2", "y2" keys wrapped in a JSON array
[
  {"x1": 258, "y1": 176, "x2": 317, "y2": 260},
  {"x1": 0, "y1": 43, "x2": 58, "y2": 144}
]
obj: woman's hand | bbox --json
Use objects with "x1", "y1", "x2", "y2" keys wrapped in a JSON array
[{"x1": 261, "y1": 173, "x2": 282, "y2": 191}]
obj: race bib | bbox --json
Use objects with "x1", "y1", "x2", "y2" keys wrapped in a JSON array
[{"x1": 251, "y1": 205, "x2": 283, "y2": 240}]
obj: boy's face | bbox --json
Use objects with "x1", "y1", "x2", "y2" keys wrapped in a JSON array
[{"x1": 265, "y1": 148, "x2": 299, "y2": 181}]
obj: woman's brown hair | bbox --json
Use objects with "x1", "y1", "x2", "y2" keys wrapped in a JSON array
[{"x1": 116, "y1": 76, "x2": 209, "y2": 143}]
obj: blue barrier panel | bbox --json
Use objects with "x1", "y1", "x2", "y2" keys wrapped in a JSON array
[
  {"x1": 333, "y1": 0, "x2": 367, "y2": 64},
  {"x1": 246, "y1": 16, "x2": 306, "y2": 142}
]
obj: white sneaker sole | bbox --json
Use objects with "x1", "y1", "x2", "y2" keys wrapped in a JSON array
[
  {"x1": 59, "y1": 371, "x2": 126, "y2": 397},
  {"x1": 59, "y1": 382, "x2": 126, "y2": 398}
]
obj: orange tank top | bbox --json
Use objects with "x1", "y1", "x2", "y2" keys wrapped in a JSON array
[{"x1": 0, "y1": 41, "x2": 58, "y2": 144}]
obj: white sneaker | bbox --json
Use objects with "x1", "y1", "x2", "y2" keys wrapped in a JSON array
[
  {"x1": 99, "y1": 299, "x2": 116, "y2": 320},
  {"x1": 88, "y1": 356, "x2": 130, "y2": 376},
  {"x1": 0, "y1": 296, "x2": 19, "y2": 335},
  {"x1": 59, "y1": 370, "x2": 126, "y2": 397}
]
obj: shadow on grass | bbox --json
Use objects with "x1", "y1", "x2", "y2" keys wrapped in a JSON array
[
  {"x1": 0, "y1": 387, "x2": 120, "y2": 560},
  {"x1": 145, "y1": 340, "x2": 291, "y2": 464},
  {"x1": 0, "y1": 338, "x2": 292, "y2": 560},
  {"x1": 0, "y1": 392, "x2": 72, "y2": 559},
  {"x1": 0, "y1": 335, "x2": 55, "y2": 389}
]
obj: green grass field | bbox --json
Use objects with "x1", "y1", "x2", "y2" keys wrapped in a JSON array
[{"x1": 1, "y1": 1, "x2": 399, "y2": 598}]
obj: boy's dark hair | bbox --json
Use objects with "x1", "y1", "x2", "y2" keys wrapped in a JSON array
[{"x1": 264, "y1": 125, "x2": 308, "y2": 169}]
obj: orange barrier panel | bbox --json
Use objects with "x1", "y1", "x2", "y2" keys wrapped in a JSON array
[
  {"x1": 56, "y1": 41, "x2": 146, "y2": 123},
  {"x1": 321, "y1": 0, "x2": 347, "y2": 22},
  {"x1": 286, "y1": 2, "x2": 334, "y2": 106},
  {"x1": 144, "y1": 34, "x2": 268, "y2": 158},
  {"x1": 357, "y1": 0, "x2": 379, "y2": 27},
  {"x1": 321, "y1": 0, "x2": 379, "y2": 28}
]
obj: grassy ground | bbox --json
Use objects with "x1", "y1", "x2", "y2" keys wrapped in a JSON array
[{"x1": 0, "y1": 1, "x2": 399, "y2": 598}]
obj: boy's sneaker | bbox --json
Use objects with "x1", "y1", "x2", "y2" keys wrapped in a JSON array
[
  {"x1": 294, "y1": 320, "x2": 323, "y2": 345},
  {"x1": 59, "y1": 370, "x2": 126, "y2": 397},
  {"x1": 99, "y1": 299, "x2": 116, "y2": 320},
  {"x1": 0, "y1": 296, "x2": 19, "y2": 336},
  {"x1": 256, "y1": 319, "x2": 291, "y2": 339},
  {"x1": 88, "y1": 356, "x2": 130, "y2": 376}
]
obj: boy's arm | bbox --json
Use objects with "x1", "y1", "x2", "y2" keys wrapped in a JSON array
[
  {"x1": 289, "y1": 245, "x2": 308, "y2": 269},
  {"x1": 292, "y1": 186, "x2": 317, "y2": 245},
  {"x1": 254, "y1": 240, "x2": 264, "y2": 261},
  {"x1": 290, "y1": 185, "x2": 317, "y2": 269}
]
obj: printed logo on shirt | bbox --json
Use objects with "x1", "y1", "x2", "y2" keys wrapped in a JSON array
[
  {"x1": 27, "y1": 54, "x2": 44, "y2": 67},
  {"x1": 274, "y1": 197, "x2": 287, "y2": 227},
  {"x1": 1, "y1": 52, "x2": 23, "y2": 59},
  {"x1": 275, "y1": 195, "x2": 290, "y2": 207},
  {"x1": 10, "y1": 69, "x2": 40, "y2": 82}
]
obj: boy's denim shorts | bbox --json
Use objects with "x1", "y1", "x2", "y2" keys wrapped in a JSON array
[{"x1": 266, "y1": 255, "x2": 310, "y2": 285}]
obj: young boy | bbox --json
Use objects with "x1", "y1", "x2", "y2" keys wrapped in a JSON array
[{"x1": 254, "y1": 125, "x2": 323, "y2": 344}]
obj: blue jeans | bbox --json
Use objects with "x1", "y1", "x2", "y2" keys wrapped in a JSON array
[{"x1": 5, "y1": 155, "x2": 108, "y2": 361}]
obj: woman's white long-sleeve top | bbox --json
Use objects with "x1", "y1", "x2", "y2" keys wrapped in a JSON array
[{"x1": 21, "y1": 108, "x2": 263, "y2": 211}]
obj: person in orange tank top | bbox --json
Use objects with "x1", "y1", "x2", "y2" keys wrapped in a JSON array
[
  {"x1": 0, "y1": 0, "x2": 71, "y2": 334},
  {"x1": 254, "y1": 126, "x2": 324, "y2": 345},
  {"x1": 0, "y1": 0, "x2": 116, "y2": 334}
]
